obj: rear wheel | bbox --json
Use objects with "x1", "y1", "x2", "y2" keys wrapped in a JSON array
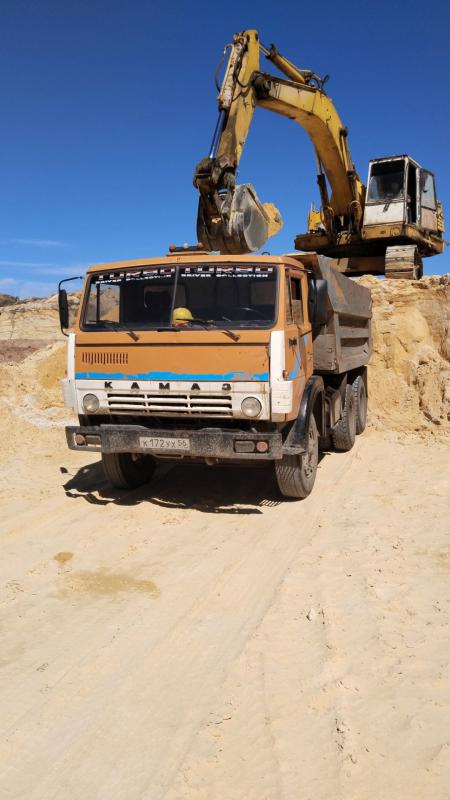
[
  {"x1": 275, "y1": 415, "x2": 318, "y2": 499},
  {"x1": 102, "y1": 452, "x2": 155, "y2": 489},
  {"x1": 352, "y1": 375, "x2": 367, "y2": 434},
  {"x1": 331, "y1": 384, "x2": 356, "y2": 452}
]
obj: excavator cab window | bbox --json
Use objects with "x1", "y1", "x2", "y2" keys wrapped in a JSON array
[
  {"x1": 420, "y1": 171, "x2": 437, "y2": 211},
  {"x1": 419, "y1": 170, "x2": 438, "y2": 232},
  {"x1": 366, "y1": 160, "x2": 406, "y2": 203}
]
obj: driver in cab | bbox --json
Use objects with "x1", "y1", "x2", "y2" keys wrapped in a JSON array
[{"x1": 172, "y1": 307, "x2": 194, "y2": 326}]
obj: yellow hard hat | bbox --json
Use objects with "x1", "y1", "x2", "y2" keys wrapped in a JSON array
[{"x1": 172, "y1": 306, "x2": 193, "y2": 324}]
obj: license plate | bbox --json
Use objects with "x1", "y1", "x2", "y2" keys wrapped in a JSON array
[{"x1": 139, "y1": 436, "x2": 190, "y2": 451}]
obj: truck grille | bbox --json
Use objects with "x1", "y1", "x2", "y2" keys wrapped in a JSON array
[{"x1": 106, "y1": 391, "x2": 232, "y2": 417}]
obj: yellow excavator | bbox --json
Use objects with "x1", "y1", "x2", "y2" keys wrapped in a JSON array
[{"x1": 194, "y1": 30, "x2": 445, "y2": 279}]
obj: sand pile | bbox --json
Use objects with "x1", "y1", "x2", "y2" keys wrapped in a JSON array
[
  {"x1": 0, "y1": 342, "x2": 69, "y2": 436},
  {"x1": 359, "y1": 275, "x2": 450, "y2": 433}
]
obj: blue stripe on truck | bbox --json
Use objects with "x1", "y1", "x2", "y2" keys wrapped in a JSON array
[{"x1": 75, "y1": 370, "x2": 269, "y2": 381}]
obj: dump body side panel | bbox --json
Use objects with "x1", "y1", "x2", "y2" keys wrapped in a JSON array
[{"x1": 310, "y1": 256, "x2": 372, "y2": 374}]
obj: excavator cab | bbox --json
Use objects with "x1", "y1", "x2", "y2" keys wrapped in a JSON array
[
  {"x1": 361, "y1": 155, "x2": 443, "y2": 278},
  {"x1": 363, "y1": 156, "x2": 439, "y2": 234},
  {"x1": 361, "y1": 155, "x2": 444, "y2": 279}
]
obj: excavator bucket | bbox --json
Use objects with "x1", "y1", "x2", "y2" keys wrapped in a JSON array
[{"x1": 197, "y1": 183, "x2": 282, "y2": 255}]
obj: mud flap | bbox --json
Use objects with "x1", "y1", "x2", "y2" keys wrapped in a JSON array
[{"x1": 282, "y1": 376, "x2": 325, "y2": 455}]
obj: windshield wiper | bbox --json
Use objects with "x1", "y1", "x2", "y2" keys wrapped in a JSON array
[
  {"x1": 157, "y1": 319, "x2": 240, "y2": 341},
  {"x1": 189, "y1": 317, "x2": 240, "y2": 342},
  {"x1": 102, "y1": 321, "x2": 140, "y2": 341}
]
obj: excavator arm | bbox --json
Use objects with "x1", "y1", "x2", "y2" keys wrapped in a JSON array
[
  {"x1": 194, "y1": 30, "x2": 365, "y2": 254},
  {"x1": 194, "y1": 30, "x2": 278, "y2": 254}
]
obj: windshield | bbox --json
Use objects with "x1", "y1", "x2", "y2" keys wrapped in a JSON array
[
  {"x1": 367, "y1": 161, "x2": 405, "y2": 202},
  {"x1": 82, "y1": 264, "x2": 278, "y2": 331}
]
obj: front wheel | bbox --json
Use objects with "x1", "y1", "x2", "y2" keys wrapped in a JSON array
[
  {"x1": 102, "y1": 452, "x2": 155, "y2": 489},
  {"x1": 275, "y1": 415, "x2": 318, "y2": 499}
]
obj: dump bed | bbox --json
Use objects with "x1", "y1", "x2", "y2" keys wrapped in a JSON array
[{"x1": 308, "y1": 255, "x2": 372, "y2": 374}]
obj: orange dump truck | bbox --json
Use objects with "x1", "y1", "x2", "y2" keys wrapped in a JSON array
[{"x1": 59, "y1": 250, "x2": 371, "y2": 498}]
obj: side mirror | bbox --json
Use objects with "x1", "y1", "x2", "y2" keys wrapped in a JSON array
[
  {"x1": 58, "y1": 288, "x2": 69, "y2": 332},
  {"x1": 58, "y1": 276, "x2": 83, "y2": 335},
  {"x1": 308, "y1": 278, "x2": 328, "y2": 327}
]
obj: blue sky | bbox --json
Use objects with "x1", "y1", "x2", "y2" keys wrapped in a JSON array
[{"x1": 1, "y1": 0, "x2": 449, "y2": 298}]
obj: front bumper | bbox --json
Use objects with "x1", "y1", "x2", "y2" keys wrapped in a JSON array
[{"x1": 66, "y1": 424, "x2": 284, "y2": 461}]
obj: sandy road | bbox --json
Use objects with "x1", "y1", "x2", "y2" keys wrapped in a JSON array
[{"x1": 0, "y1": 425, "x2": 449, "y2": 800}]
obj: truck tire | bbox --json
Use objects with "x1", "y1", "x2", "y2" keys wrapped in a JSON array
[
  {"x1": 352, "y1": 375, "x2": 367, "y2": 434},
  {"x1": 102, "y1": 452, "x2": 155, "y2": 489},
  {"x1": 275, "y1": 415, "x2": 318, "y2": 499},
  {"x1": 331, "y1": 383, "x2": 356, "y2": 452}
]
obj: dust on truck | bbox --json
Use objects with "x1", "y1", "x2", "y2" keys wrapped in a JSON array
[{"x1": 59, "y1": 251, "x2": 371, "y2": 499}]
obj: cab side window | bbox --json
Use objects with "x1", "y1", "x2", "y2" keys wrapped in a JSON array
[
  {"x1": 420, "y1": 171, "x2": 437, "y2": 210},
  {"x1": 285, "y1": 275, "x2": 293, "y2": 324},
  {"x1": 85, "y1": 281, "x2": 120, "y2": 324},
  {"x1": 290, "y1": 277, "x2": 303, "y2": 324}
]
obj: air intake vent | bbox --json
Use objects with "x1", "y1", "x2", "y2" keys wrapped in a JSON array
[{"x1": 80, "y1": 350, "x2": 129, "y2": 366}]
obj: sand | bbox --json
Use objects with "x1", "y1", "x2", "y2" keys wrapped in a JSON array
[
  {"x1": 0, "y1": 277, "x2": 449, "y2": 799},
  {"x1": 359, "y1": 275, "x2": 450, "y2": 433}
]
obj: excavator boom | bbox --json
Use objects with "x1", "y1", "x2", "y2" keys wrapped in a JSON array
[{"x1": 194, "y1": 30, "x2": 282, "y2": 253}]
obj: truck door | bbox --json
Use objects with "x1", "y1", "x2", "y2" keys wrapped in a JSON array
[
  {"x1": 419, "y1": 170, "x2": 438, "y2": 232},
  {"x1": 284, "y1": 270, "x2": 312, "y2": 414}
]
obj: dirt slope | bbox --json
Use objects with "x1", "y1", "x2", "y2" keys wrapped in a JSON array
[
  {"x1": 0, "y1": 275, "x2": 449, "y2": 799},
  {"x1": 0, "y1": 292, "x2": 79, "y2": 362},
  {"x1": 360, "y1": 274, "x2": 450, "y2": 432}
]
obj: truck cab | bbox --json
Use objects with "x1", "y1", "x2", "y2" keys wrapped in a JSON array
[{"x1": 61, "y1": 252, "x2": 371, "y2": 499}]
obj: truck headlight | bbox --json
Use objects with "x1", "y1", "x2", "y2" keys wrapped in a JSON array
[
  {"x1": 82, "y1": 393, "x2": 100, "y2": 413},
  {"x1": 241, "y1": 397, "x2": 262, "y2": 418}
]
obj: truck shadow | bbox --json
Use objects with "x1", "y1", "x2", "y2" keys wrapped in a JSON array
[{"x1": 61, "y1": 460, "x2": 284, "y2": 514}]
